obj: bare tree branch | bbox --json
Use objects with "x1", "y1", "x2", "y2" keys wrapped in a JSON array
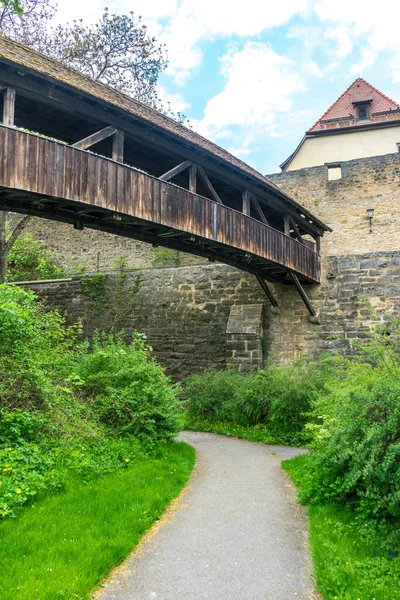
[{"x1": 6, "y1": 214, "x2": 32, "y2": 251}]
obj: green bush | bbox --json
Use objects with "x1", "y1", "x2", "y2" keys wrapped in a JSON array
[
  {"x1": 184, "y1": 362, "x2": 324, "y2": 444},
  {"x1": 76, "y1": 332, "x2": 182, "y2": 444},
  {"x1": 0, "y1": 284, "x2": 183, "y2": 519},
  {"x1": 0, "y1": 442, "x2": 62, "y2": 518},
  {"x1": 183, "y1": 368, "x2": 245, "y2": 422},
  {"x1": 8, "y1": 234, "x2": 66, "y2": 281},
  {"x1": 302, "y1": 376, "x2": 400, "y2": 540}
]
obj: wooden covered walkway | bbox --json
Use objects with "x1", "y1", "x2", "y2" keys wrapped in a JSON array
[{"x1": 0, "y1": 37, "x2": 330, "y2": 313}]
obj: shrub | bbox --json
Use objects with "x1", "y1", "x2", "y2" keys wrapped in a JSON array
[
  {"x1": 302, "y1": 377, "x2": 400, "y2": 533},
  {"x1": 8, "y1": 234, "x2": 66, "y2": 281},
  {"x1": 184, "y1": 362, "x2": 324, "y2": 444},
  {"x1": 75, "y1": 333, "x2": 182, "y2": 444},
  {"x1": 0, "y1": 284, "x2": 184, "y2": 519},
  {"x1": 183, "y1": 368, "x2": 245, "y2": 422}
]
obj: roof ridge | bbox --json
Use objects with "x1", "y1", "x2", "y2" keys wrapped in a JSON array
[
  {"x1": 307, "y1": 77, "x2": 399, "y2": 132},
  {"x1": 307, "y1": 78, "x2": 361, "y2": 132},
  {"x1": 357, "y1": 77, "x2": 400, "y2": 110}
]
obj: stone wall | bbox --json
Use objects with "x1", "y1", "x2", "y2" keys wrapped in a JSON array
[
  {"x1": 19, "y1": 251, "x2": 400, "y2": 376},
  {"x1": 268, "y1": 151, "x2": 400, "y2": 256},
  {"x1": 23, "y1": 218, "x2": 206, "y2": 272}
]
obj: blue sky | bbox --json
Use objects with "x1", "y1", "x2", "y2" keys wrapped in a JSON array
[{"x1": 55, "y1": 0, "x2": 400, "y2": 174}]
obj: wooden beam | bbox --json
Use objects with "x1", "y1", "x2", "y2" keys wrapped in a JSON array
[
  {"x1": 112, "y1": 130, "x2": 124, "y2": 163},
  {"x1": 284, "y1": 216, "x2": 291, "y2": 236},
  {"x1": 251, "y1": 194, "x2": 269, "y2": 225},
  {"x1": 315, "y1": 235, "x2": 321, "y2": 255},
  {"x1": 2, "y1": 87, "x2": 16, "y2": 126},
  {"x1": 159, "y1": 160, "x2": 192, "y2": 182},
  {"x1": 255, "y1": 273, "x2": 279, "y2": 307},
  {"x1": 189, "y1": 164, "x2": 197, "y2": 193},
  {"x1": 242, "y1": 189, "x2": 251, "y2": 216},
  {"x1": 72, "y1": 126, "x2": 117, "y2": 150},
  {"x1": 197, "y1": 165, "x2": 223, "y2": 204},
  {"x1": 287, "y1": 271, "x2": 318, "y2": 318}
]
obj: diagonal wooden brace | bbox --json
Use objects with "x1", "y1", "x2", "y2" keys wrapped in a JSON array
[
  {"x1": 286, "y1": 270, "x2": 319, "y2": 321},
  {"x1": 159, "y1": 160, "x2": 192, "y2": 181},
  {"x1": 255, "y1": 273, "x2": 279, "y2": 308},
  {"x1": 72, "y1": 126, "x2": 118, "y2": 150}
]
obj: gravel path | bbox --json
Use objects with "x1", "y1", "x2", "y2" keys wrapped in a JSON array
[{"x1": 96, "y1": 432, "x2": 317, "y2": 600}]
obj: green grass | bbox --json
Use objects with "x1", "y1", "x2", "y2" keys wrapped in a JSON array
[
  {"x1": 283, "y1": 455, "x2": 400, "y2": 600},
  {"x1": 0, "y1": 441, "x2": 195, "y2": 600},
  {"x1": 185, "y1": 416, "x2": 296, "y2": 445}
]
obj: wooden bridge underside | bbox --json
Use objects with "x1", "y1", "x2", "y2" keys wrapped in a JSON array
[{"x1": 0, "y1": 126, "x2": 321, "y2": 286}]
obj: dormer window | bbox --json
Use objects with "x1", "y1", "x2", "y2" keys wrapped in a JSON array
[{"x1": 356, "y1": 104, "x2": 370, "y2": 122}]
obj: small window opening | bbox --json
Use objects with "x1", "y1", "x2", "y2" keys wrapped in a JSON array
[
  {"x1": 356, "y1": 104, "x2": 370, "y2": 122},
  {"x1": 397, "y1": 142, "x2": 400, "y2": 153},
  {"x1": 328, "y1": 164, "x2": 342, "y2": 181}
]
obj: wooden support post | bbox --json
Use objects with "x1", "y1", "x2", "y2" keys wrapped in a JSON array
[
  {"x1": 255, "y1": 273, "x2": 279, "y2": 308},
  {"x1": 189, "y1": 164, "x2": 197, "y2": 193},
  {"x1": 287, "y1": 271, "x2": 318, "y2": 320},
  {"x1": 112, "y1": 130, "x2": 124, "y2": 163},
  {"x1": 72, "y1": 126, "x2": 117, "y2": 150},
  {"x1": 242, "y1": 189, "x2": 251, "y2": 216},
  {"x1": 315, "y1": 235, "x2": 321, "y2": 255},
  {"x1": 159, "y1": 160, "x2": 192, "y2": 182},
  {"x1": 2, "y1": 87, "x2": 16, "y2": 126},
  {"x1": 284, "y1": 215, "x2": 291, "y2": 236}
]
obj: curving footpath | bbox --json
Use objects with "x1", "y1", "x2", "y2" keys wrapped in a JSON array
[{"x1": 96, "y1": 431, "x2": 318, "y2": 600}]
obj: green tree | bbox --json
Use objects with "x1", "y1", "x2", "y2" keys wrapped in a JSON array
[
  {"x1": 0, "y1": 0, "x2": 56, "y2": 48},
  {"x1": 42, "y1": 9, "x2": 168, "y2": 107}
]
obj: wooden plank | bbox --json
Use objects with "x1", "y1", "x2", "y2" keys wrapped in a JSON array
[
  {"x1": 159, "y1": 160, "x2": 192, "y2": 181},
  {"x1": 197, "y1": 165, "x2": 223, "y2": 204},
  {"x1": 242, "y1": 189, "x2": 251, "y2": 216},
  {"x1": 112, "y1": 130, "x2": 124, "y2": 163},
  {"x1": 72, "y1": 126, "x2": 117, "y2": 150},
  {"x1": 315, "y1": 235, "x2": 321, "y2": 255},
  {"x1": 284, "y1": 215, "x2": 290, "y2": 236},
  {"x1": 2, "y1": 87, "x2": 15, "y2": 126},
  {"x1": 189, "y1": 164, "x2": 197, "y2": 193}
]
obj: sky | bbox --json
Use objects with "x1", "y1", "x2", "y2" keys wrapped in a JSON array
[{"x1": 53, "y1": 0, "x2": 400, "y2": 175}]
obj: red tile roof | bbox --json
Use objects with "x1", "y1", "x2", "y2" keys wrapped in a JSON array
[{"x1": 308, "y1": 78, "x2": 400, "y2": 132}]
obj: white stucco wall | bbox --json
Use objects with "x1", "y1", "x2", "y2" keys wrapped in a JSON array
[{"x1": 287, "y1": 126, "x2": 400, "y2": 170}]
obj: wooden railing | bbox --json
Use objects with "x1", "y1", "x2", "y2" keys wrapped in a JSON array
[{"x1": 0, "y1": 127, "x2": 320, "y2": 283}]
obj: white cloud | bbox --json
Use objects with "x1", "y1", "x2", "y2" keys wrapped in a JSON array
[
  {"x1": 302, "y1": 60, "x2": 323, "y2": 77},
  {"x1": 159, "y1": 0, "x2": 308, "y2": 83},
  {"x1": 324, "y1": 25, "x2": 353, "y2": 59},
  {"x1": 195, "y1": 42, "x2": 305, "y2": 142},
  {"x1": 115, "y1": 0, "x2": 178, "y2": 20},
  {"x1": 315, "y1": 0, "x2": 400, "y2": 81},
  {"x1": 53, "y1": 0, "x2": 105, "y2": 24},
  {"x1": 157, "y1": 85, "x2": 191, "y2": 114},
  {"x1": 227, "y1": 147, "x2": 257, "y2": 158}
]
